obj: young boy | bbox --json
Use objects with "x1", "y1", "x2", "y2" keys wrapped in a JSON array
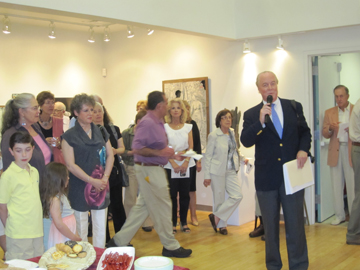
[{"x1": 0, "y1": 131, "x2": 44, "y2": 260}]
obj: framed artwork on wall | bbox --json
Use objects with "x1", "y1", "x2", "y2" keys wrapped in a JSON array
[{"x1": 162, "y1": 77, "x2": 209, "y2": 152}]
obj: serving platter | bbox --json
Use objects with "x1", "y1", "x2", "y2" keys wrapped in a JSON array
[
  {"x1": 38, "y1": 241, "x2": 96, "y2": 270},
  {"x1": 96, "y1": 247, "x2": 135, "y2": 270}
]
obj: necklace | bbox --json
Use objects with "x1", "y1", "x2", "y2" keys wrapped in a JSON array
[
  {"x1": 86, "y1": 128, "x2": 92, "y2": 136},
  {"x1": 39, "y1": 115, "x2": 52, "y2": 127},
  {"x1": 171, "y1": 121, "x2": 182, "y2": 129}
]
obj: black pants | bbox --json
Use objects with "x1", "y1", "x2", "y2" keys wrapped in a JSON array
[
  {"x1": 106, "y1": 183, "x2": 126, "y2": 242},
  {"x1": 166, "y1": 166, "x2": 195, "y2": 227}
]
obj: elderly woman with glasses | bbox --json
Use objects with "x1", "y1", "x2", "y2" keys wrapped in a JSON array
[
  {"x1": 1, "y1": 93, "x2": 52, "y2": 175},
  {"x1": 203, "y1": 109, "x2": 246, "y2": 235}
]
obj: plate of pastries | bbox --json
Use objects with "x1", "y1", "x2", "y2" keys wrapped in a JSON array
[{"x1": 39, "y1": 241, "x2": 96, "y2": 270}]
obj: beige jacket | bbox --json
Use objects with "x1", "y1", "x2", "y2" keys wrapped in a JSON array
[{"x1": 322, "y1": 104, "x2": 353, "y2": 167}]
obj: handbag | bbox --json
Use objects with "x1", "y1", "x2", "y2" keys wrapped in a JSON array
[
  {"x1": 118, "y1": 155, "x2": 129, "y2": 187},
  {"x1": 98, "y1": 124, "x2": 130, "y2": 187}
]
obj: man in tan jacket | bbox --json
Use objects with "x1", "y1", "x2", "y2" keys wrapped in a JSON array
[{"x1": 322, "y1": 85, "x2": 354, "y2": 225}]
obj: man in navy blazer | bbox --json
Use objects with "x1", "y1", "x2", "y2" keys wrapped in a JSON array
[{"x1": 240, "y1": 71, "x2": 311, "y2": 270}]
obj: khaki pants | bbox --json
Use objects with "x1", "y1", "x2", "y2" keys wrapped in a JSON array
[
  {"x1": 6, "y1": 236, "x2": 44, "y2": 260},
  {"x1": 123, "y1": 164, "x2": 153, "y2": 227},
  {"x1": 347, "y1": 145, "x2": 360, "y2": 242},
  {"x1": 330, "y1": 144, "x2": 355, "y2": 221},
  {"x1": 210, "y1": 170, "x2": 243, "y2": 228},
  {"x1": 114, "y1": 165, "x2": 180, "y2": 250}
]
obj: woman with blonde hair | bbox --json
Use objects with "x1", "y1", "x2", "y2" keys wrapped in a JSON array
[{"x1": 164, "y1": 98, "x2": 196, "y2": 233}]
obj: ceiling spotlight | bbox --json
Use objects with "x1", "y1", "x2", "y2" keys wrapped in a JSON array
[
  {"x1": 243, "y1": 39, "x2": 251, "y2": 54},
  {"x1": 276, "y1": 36, "x2": 284, "y2": 50},
  {"x1": 2, "y1": 16, "x2": 11, "y2": 34},
  {"x1": 127, "y1": 26, "x2": 134, "y2": 38},
  {"x1": 147, "y1": 29, "x2": 154, "y2": 35},
  {"x1": 88, "y1": 27, "x2": 95, "y2": 43},
  {"x1": 103, "y1": 27, "x2": 110, "y2": 42},
  {"x1": 48, "y1": 22, "x2": 56, "y2": 39}
]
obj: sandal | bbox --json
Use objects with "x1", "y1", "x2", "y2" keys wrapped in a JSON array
[
  {"x1": 180, "y1": 224, "x2": 191, "y2": 233},
  {"x1": 173, "y1": 227, "x2": 177, "y2": 234}
]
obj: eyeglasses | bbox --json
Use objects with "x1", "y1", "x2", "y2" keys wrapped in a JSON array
[{"x1": 221, "y1": 116, "x2": 232, "y2": 120}]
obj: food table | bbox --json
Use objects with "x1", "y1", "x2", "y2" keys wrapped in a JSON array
[{"x1": 28, "y1": 247, "x2": 190, "y2": 270}]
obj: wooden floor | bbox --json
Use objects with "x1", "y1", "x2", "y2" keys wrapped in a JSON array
[{"x1": 106, "y1": 211, "x2": 360, "y2": 270}]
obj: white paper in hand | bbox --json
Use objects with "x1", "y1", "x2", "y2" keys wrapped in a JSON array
[
  {"x1": 181, "y1": 149, "x2": 203, "y2": 160},
  {"x1": 283, "y1": 157, "x2": 314, "y2": 195}
]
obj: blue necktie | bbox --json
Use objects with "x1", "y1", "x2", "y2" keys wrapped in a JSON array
[{"x1": 272, "y1": 103, "x2": 283, "y2": 139}]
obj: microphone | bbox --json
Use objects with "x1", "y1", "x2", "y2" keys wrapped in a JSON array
[{"x1": 265, "y1": 95, "x2": 273, "y2": 123}]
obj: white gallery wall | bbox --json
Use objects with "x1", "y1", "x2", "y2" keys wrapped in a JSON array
[
  {"x1": 0, "y1": 21, "x2": 105, "y2": 105},
  {"x1": 104, "y1": 24, "x2": 360, "y2": 225},
  {"x1": 2, "y1": 19, "x2": 360, "y2": 224},
  {"x1": 3, "y1": 0, "x2": 360, "y2": 39}
]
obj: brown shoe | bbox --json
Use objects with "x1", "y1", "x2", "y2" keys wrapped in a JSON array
[
  {"x1": 219, "y1": 227, "x2": 228, "y2": 235},
  {"x1": 249, "y1": 224, "x2": 264, "y2": 238},
  {"x1": 208, "y1": 214, "x2": 217, "y2": 233}
]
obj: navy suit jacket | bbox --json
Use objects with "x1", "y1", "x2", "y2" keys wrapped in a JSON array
[{"x1": 240, "y1": 98, "x2": 311, "y2": 191}]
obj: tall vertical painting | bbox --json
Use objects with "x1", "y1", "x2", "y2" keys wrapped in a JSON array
[{"x1": 163, "y1": 77, "x2": 209, "y2": 152}]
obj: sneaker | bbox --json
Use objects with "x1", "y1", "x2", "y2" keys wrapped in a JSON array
[
  {"x1": 162, "y1": 247, "x2": 192, "y2": 258},
  {"x1": 331, "y1": 218, "x2": 345, "y2": 226}
]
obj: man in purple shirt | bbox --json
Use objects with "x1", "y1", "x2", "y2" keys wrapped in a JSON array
[{"x1": 107, "y1": 91, "x2": 192, "y2": 258}]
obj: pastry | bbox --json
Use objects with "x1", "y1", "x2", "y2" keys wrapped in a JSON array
[
  {"x1": 0, "y1": 259, "x2": 8, "y2": 269},
  {"x1": 72, "y1": 244, "x2": 83, "y2": 253},
  {"x1": 64, "y1": 240, "x2": 77, "y2": 248},
  {"x1": 77, "y1": 251, "x2": 87, "y2": 258},
  {"x1": 51, "y1": 251, "x2": 65, "y2": 260},
  {"x1": 56, "y1": 243, "x2": 73, "y2": 254}
]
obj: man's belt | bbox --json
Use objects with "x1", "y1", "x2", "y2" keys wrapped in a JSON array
[
  {"x1": 352, "y1": 142, "x2": 360, "y2": 147},
  {"x1": 135, "y1": 162, "x2": 163, "y2": 167}
]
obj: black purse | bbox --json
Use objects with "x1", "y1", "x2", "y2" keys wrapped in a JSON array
[
  {"x1": 98, "y1": 124, "x2": 130, "y2": 187},
  {"x1": 118, "y1": 155, "x2": 129, "y2": 187}
]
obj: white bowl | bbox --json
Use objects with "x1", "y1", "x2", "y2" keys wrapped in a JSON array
[
  {"x1": 97, "y1": 247, "x2": 135, "y2": 270},
  {"x1": 134, "y1": 256, "x2": 173, "y2": 270}
]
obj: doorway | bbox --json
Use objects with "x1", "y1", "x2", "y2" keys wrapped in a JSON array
[{"x1": 312, "y1": 52, "x2": 360, "y2": 223}]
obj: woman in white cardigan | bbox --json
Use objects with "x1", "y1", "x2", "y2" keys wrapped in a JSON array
[{"x1": 203, "y1": 109, "x2": 246, "y2": 235}]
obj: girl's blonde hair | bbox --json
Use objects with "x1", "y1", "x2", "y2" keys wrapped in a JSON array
[
  {"x1": 40, "y1": 162, "x2": 69, "y2": 218},
  {"x1": 165, "y1": 98, "x2": 188, "y2": 124}
]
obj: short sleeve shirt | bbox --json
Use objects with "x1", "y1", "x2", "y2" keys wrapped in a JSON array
[
  {"x1": 164, "y1": 123, "x2": 195, "y2": 168},
  {"x1": 132, "y1": 111, "x2": 168, "y2": 165},
  {"x1": 0, "y1": 162, "x2": 43, "y2": 238}
]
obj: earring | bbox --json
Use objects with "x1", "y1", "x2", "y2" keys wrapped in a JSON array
[{"x1": 21, "y1": 117, "x2": 26, "y2": 126}]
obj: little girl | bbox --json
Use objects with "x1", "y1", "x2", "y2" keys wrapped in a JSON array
[{"x1": 40, "y1": 162, "x2": 81, "y2": 248}]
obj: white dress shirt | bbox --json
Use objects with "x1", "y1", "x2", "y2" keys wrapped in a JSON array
[
  {"x1": 262, "y1": 97, "x2": 284, "y2": 128},
  {"x1": 338, "y1": 102, "x2": 351, "y2": 143},
  {"x1": 350, "y1": 98, "x2": 360, "y2": 143}
]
